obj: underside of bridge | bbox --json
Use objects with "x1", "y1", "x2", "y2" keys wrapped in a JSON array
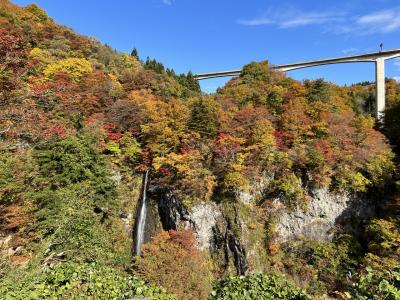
[{"x1": 194, "y1": 49, "x2": 400, "y2": 120}]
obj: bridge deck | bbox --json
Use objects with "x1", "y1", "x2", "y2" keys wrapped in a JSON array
[{"x1": 194, "y1": 48, "x2": 400, "y2": 80}]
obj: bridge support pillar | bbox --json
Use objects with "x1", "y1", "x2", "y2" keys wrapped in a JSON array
[{"x1": 375, "y1": 58, "x2": 385, "y2": 121}]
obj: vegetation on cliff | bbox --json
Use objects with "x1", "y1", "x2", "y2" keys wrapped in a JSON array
[{"x1": 0, "y1": 0, "x2": 399, "y2": 299}]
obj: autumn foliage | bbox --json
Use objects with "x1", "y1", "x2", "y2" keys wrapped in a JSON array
[
  {"x1": 134, "y1": 230, "x2": 212, "y2": 300},
  {"x1": 0, "y1": 0, "x2": 399, "y2": 298},
  {"x1": 0, "y1": 0, "x2": 394, "y2": 208}
]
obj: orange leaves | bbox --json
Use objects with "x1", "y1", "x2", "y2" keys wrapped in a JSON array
[
  {"x1": 42, "y1": 124, "x2": 70, "y2": 140},
  {"x1": 168, "y1": 230, "x2": 197, "y2": 252},
  {"x1": 0, "y1": 29, "x2": 27, "y2": 70},
  {"x1": 153, "y1": 150, "x2": 216, "y2": 206},
  {"x1": 0, "y1": 29, "x2": 28, "y2": 99},
  {"x1": 228, "y1": 104, "x2": 272, "y2": 139},
  {"x1": 135, "y1": 93, "x2": 190, "y2": 156},
  {"x1": 135, "y1": 230, "x2": 212, "y2": 300},
  {"x1": 281, "y1": 97, "x2": 314, "y2": 144},
  {"x1": 313, "y1": 139, "x2": 334, "y2": 163},
  {"x1": 31, "y1": 82, "x2": 53, "y2": 94},
  {"x1": 213, "y1": 133, "x2": 244, "y2": 159},
  {"x1": 0, "y1": 203, "x2": 28, "y2": 232}
]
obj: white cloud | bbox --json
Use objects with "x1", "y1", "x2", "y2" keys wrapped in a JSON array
[
  {"x1": 238, "y1": 8, "x2": 344, "y2": 28},
  {"x1": 238, "y1": 18, "x2": 273, "y2": 26},
  {"x1": 238, "y1": 6, "x2": 400, "y2": 35},
  {"x1": 393, "y1": 76, "x2": 400, "y2": 83},
  {"x1": 357, "y1": 8, "x2": 400, "y2": 33},
  {"x1": 162, "y1": 0, "x2": 174, "y2": 5},
  {"x1": 394, "y1": 58, "x2": 400, "y2": 67},
  {"x1": 280, "y1": 12, "x2": 343, "y2": 28}
]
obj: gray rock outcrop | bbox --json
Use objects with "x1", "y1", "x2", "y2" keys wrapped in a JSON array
[
  {"x1": 190, "y1": 202, "x2": 221, "y2": 250},
  {"x1": 274, "y1": 187, "x2": 376, "y2": 242}
]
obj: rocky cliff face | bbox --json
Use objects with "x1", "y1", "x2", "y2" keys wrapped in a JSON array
[
  {"x1": 273, "y1": 187, "x2": 376, "y2": 242},
  {"x1": 140, "y1": 188, "x2": 249, "y2": 275},
  {"x1": 190, "y1": 203, "x2": 221, "y2": 250},
  {"x1": 153, "y1": 188, "x2": 194, "y2": 231},
  {"x1": 134, "y1": 178, "x2": 378, "y2": 275}
]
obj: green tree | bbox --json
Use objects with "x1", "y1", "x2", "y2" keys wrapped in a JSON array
[
  {"x1": 130, "y1": 47, "x2": 139, "y2": 60},
  {"x1": 144, "y1": 57, "x2": 165, "y2": 74},
  {"x1": 33, "y1": 134, "x2": 116, "y2": 205},
  {"x1": 188, "y1": 97, "x2": 219, "y2": 138},
  {"x1": 305, "y1": 78, "x2": 331, "y2": 103},
  {"x1": 241, "y1": 61, "x2": 272, "y2": 83}
]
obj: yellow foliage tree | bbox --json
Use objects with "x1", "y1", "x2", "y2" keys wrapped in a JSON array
[
  {"x1": 29, "y1": 47, "x2": 54, "y2": 65},
  {"x1": 141, "y1": 98, "x2": 190, "y2": 156},
  {"x1": 43, "y1": 58, "x2": 92, "y2": 82},
  {"x1": 153, "y1": 150, "x2": 216, "y2": 206}
]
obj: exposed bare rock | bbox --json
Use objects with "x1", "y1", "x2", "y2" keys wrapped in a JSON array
[
  {"x1": 274, "y1": 187, "x2": 376, "y2": 242},
  {"x1": 190, "y1": 202, "x2": 221, "y2": 250}
]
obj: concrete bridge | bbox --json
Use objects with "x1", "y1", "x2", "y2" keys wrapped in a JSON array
[{"x1": 194, "y1": 49, "x2": 400, "y2": 119}]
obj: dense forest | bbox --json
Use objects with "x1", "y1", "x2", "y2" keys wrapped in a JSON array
[{"x1": 0, "y1": 1, "x2": 399, "y2": 299}]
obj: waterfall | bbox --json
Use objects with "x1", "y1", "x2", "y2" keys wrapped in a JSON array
[{"x1": 133, "y1": 169, "x2": 150, "y2": 256}]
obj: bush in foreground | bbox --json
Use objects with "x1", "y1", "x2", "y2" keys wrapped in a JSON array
[
  {"x1": 210, "y1": 273, "x2": 307, "y2": 300},
  {"x1": 0, "y1": 262, "x2": 176, "y2": 300}
]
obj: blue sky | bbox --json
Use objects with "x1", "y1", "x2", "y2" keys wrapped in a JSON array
[{"x1": 12, "y1": 0, "x2": 400, "y2": 92}]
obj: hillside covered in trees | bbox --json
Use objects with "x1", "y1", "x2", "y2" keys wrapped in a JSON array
[{"x1": 0, "y1": 1, "x2": 399, "y2": 299}]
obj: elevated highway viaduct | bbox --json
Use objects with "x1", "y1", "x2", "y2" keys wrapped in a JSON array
[{"x1": 194, "y1": 49, "x2": 400, "y2": 120}]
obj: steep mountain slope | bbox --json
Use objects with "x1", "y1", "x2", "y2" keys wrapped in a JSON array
[{"x1": 0, "y1": 1, "x2": 399, "y2": 299}]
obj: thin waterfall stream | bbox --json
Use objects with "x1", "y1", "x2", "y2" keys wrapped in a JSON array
[{"x1": 133, "y1": 169, "x2": 150, "y2": 256}]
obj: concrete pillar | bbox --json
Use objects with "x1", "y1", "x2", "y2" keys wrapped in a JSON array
[{"x1": 375, "y1": 58, "x2": 385, "y2": 121}]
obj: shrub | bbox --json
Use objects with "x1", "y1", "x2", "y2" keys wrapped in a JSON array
[
  {"x1": 29, "y1": 47, "x2": 54, "y2": 65},
  {"x1": 281, "y1": 236, "x2": 362, "y2": 294},
  {"x1": 0, "y1": 149, "x2": 35, "y2": 204},
  {"x1": 0, "y1": 262, "x2": 176, "y2": 300},
  {"x1": 106, "y1": 141, "x2": 122, "y2": 156},
  {"x1": 351, "y1": 267, "x2": 400, "y2": 300},
  {"x1": 134, "y1": 230, "x2": 213, "y2": 300},
  {"x1": 210, "y1": 273, "x2": 307, "y2": 300},
  {"x1": 365, "y1": 218, "x2": 400, "y2": 257}
]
